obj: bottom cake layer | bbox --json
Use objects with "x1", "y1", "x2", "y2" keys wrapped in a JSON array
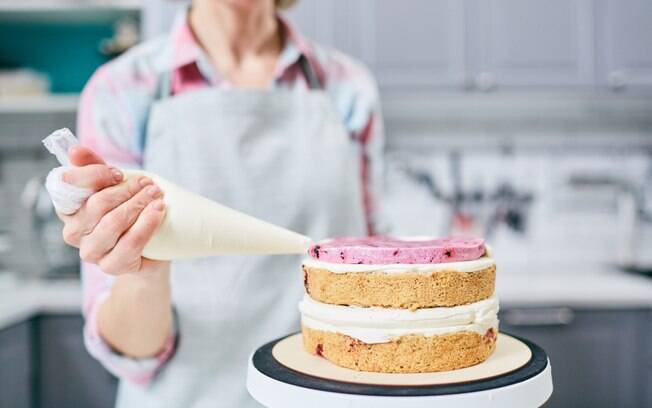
[{"x1": 302, "y1": 326, "x2": 497, "y2": 373}]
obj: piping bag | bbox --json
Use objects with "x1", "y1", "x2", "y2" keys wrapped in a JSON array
[{"x1": 43, "y1": 128, "x2": 312, "y2": 260}]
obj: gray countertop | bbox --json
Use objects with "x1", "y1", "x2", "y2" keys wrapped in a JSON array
[
  {"x1": 1, "y1": 269, "x2": 651, "y2": 331},
  {"x1": 0, "y1": 278, "x2": 81, "y2": 330},
  {"x1": 497, "y1": 269, "x2": 652, "y2": 308}
]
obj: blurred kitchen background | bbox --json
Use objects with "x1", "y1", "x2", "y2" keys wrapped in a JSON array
[{"x1": 0, "y1": 0, "x2": 651, "y2": 407}]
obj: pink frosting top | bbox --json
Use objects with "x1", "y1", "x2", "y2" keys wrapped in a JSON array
[{"x1": 308, "y1": 236, "x2": 486, "y2": 265}]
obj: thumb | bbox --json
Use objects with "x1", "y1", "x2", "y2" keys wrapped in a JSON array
[{"x1": 69, "y1": 145, "x2": 106, "y2": 167}]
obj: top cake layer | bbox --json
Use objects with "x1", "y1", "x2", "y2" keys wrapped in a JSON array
[{"x1": 308, "y1": 236, "x2": 485, "y2": 265}]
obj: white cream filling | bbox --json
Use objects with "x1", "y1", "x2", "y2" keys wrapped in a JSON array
[
  {"x1": 302, "y1": 256, "x2": 495, "y2": 274},
  {"x1": 299, "y1": 295, "x2": 499, "y2": 344}
]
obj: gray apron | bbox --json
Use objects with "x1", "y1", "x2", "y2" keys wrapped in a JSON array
[{"x1": 115, "y1": 57, "x2": 367, "y2": 407}]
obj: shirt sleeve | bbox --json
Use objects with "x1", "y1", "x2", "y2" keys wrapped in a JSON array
[{"x1": 77, "y1": 65, "x2": 177, "y2": 385}]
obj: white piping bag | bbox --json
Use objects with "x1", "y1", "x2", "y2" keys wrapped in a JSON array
[{"x1": 43, "y1": 128, "x2": 312, "y2": 260}]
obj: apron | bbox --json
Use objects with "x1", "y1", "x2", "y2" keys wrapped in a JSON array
[{"x1": 115, "y1": 56, "x2": 367, "y2": 407}]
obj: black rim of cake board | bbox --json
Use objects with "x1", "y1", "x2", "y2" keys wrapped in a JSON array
[{"x1": 252, "y1": 332, "x2": 549, "y2": 397}]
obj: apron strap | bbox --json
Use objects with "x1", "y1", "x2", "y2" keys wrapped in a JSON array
[
  {"x1": 155, "y1": 71, "x2": 173, "y2": 100},
  {"x1": 298, "y1": 54, "x2": 322, "y2": 90}
]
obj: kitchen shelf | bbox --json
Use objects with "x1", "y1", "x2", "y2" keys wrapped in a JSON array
[
  {"x1": 0, "y1": 0, "x2": 139, "y2": 23},
  {"x1": 0, "y1": 0, "x2": 139, "y2": 11},
  {"x1": 0, "y1": 94, "x2": 77, "y2": 153},
  {"x1": 0, "y1": 94, "x2": 78, "y2": 114}
]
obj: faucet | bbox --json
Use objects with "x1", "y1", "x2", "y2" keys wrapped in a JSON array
[{"x1": 403, "y1": 151, "x2": 533, "y2": 239}]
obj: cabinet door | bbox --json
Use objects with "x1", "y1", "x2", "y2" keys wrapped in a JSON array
[
  {"x1": 37, "y1": 315, "x2": 117, "y2": 408},
  {"x1": 466, "y1": 0, "x2": 594, "y2": 89},
  {"x1": 281, "y1": 0, "x2": 336, "y2": 47},
  {"x1": 344, "y1": 0, "x2": 466, "y2": 90},
  {"x1": 0, "y1": 322, "x2": 31, "y2": 408},
  {"x1": 595, "y1": 0, "x2": 652, "y2": 91},
  {"x1": 647, "y1": 311, "x2": 652, "y2": 407},
  {"x1": 500, "y1": 308, "x2": 649, "y2": 408}
]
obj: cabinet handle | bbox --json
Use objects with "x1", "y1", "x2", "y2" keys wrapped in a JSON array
[
  {"x1": 608, "y1": 70, "x2": 626, "y2": 91},
  {"x1": 502, "y1": 307, "x2": 575, "y2": 326},
  {"x1": 475, "y1": 72, "x2": 496, "y2": 92}
]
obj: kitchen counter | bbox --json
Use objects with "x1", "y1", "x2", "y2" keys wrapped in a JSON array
[
  {"x1": 498, "y1": 269, "x2": 652, "y2": 308},
  {"x1": 0, "y1": 277, "x2": 81, "y2": 330},
  {"x1": 1, "y1": 269, "x2": 652, "y2": 331}
]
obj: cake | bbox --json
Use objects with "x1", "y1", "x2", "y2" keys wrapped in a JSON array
[{"x1": 299, "y1": 236, "x2": 498, "y2": 373}]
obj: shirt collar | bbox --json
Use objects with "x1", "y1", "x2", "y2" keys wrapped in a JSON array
[
  {"x1": 166, "y1": 10, "x2": 321, "y2": 86},
  {"x1": 168, "y1": 11, "x2": 203, "y2": 71}
]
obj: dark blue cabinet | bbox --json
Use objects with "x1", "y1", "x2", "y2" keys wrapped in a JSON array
[
  {"x1": 500, "y1": 308, "x2": 651, "y2": 408},
  {"x1": 0, "y1": 321, "x2": 31, "y2": 408},
  {"x1": 36, "y1": 316, "x2": 117, "y2": 408},
  {"x1": 0, "y1": 315, "x2": 118, "y2": 408}
]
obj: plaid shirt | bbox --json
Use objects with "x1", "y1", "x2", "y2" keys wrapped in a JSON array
[{"x1": 77, "y1": 11, "x2": 384, "y2": 385}]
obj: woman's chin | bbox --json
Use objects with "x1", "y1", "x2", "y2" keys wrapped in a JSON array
[{"x1": 219, "y1": 0, "x2": 268, "y2": 11}]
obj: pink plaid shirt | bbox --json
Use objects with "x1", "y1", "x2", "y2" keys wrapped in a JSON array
[{"x1": 78, "y1": 11, "x2": 384, "y2": 385}]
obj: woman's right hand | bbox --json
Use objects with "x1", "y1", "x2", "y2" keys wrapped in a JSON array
[{"x1": 58, "y1": 145, "x2": 168, "y2": 275}]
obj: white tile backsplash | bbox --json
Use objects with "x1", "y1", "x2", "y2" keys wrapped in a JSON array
[{"x1": 383, "y1": 138, "x2": 652, "y2": 275}]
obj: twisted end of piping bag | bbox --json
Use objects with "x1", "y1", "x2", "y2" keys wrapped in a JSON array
[
  {"x1": 43, "y1": 128, "x2": 315, "y2": 259},
  {"x1": 43, "y1": 128, "x2": 79, "y2": 166},
  {"x1": 43, "y1": 128, "x2": 94, "y2": 215}
]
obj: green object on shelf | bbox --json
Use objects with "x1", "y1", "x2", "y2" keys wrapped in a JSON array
[{"x1": 0, "y1": 20, "x2": 116, "y2": 93}]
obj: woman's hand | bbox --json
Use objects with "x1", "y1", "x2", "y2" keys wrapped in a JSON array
[{"x1": 58, "y1": 145, "x2": 168, "y2": 275}]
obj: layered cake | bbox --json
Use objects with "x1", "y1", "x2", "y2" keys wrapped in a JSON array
[{"x1": 299, "y1": 236, "x2": 498, "y2": 373}]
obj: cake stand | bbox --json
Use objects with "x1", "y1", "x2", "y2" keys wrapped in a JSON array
[{"x1": 247, "y1": 332, "x2": 553, "y2": 407}]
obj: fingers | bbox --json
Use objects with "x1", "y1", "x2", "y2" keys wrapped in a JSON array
[
  {"x1": 62, "y1": 164, "x2": 123, "y2": 191},
  {"x1": 62, "y1": 176, "x2": 152, "y2": 247},
  {"x1": 96, "y1": 200, "x2": 167, "y2": 275},
  {"x1": 82, "y1": 177, "x2": 152, "y2": 230},
  {"x1": 79, "y1": 183, "x2": 162, "y2": 263},
  {"x1": 49, "y1": 146, "x2": 109, "y2": 218},
  {"x1": 69, "y1": 145, "x2": 106, "y2": 166}
]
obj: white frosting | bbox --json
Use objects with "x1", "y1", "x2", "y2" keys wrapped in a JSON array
[
  {"x1": 302, "y1": 256, "x2": 495, "y2": 274},
  {"x1": 299, "y1": 295, "x2": 499, "y2": 344}
]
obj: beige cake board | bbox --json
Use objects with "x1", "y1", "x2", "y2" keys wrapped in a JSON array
[{"x1": 272, "y1": 333, "x2": 531, "y2": 386}]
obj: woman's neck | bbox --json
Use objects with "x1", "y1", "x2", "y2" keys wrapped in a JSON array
[{"x1": 189, "y1": 0, "x2": 283, "y2": 87}]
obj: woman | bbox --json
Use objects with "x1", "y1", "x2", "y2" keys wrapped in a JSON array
[{"x1": 59, "y1": 0, "x2": 383, "y2": 406}]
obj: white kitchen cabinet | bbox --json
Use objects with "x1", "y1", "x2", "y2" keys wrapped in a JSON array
[
  {"x1": 281, "y1": 0, "x2": 336, "y2": 49},
  {"x1": 284, "y1": 0, "x2": 466, "y2": 90},
  {"x1": 595, "y1": 0, "x2": 652, "y2": 91},
  {"x1": 350, "y1": 0, "x2": 466, "y2": 90},
  {"x1": 465, "y1": 0, "x2": 594, "y2": 89},
  {"x1": 285, "y1": 0, "x2": 597, "y2": 91}
]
